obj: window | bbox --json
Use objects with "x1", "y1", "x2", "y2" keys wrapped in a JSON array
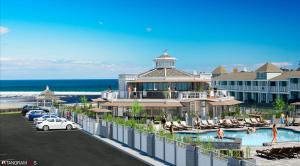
[
  {"x1": 47, "y1": 119, "x2": 54, "y2": 122},
  {"x1": 56, "y1": 118, "x2": 62, "y2": 122}
]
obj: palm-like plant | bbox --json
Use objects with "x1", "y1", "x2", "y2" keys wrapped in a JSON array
[{"x1": 131, "y1": 100, "x2": 142, "y2": 118}]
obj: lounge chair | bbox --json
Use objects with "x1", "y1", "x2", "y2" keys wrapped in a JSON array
[
  {"x1": 179, "y1": 121, "x2": 192, "y2": 130},
  {"x1": 290, "y1": 146, "x2": 300, "y2": 158},
  {"x1": 221, "y1": 119, "x2": 236, "y2": 128},
  {"x1": 173, "y1": 121, "x2": 186, "y2": 130},
  {"x1": 207, "y1": 120, "x2": 220, "y2": 128},
  {"x1": 292, "y1": 118, "x2": 300, "y2": 126},
  {"x1": 256, "y1": 118, "x2": 270, "y2": 126},
  {"x1": 245, "y1": 118, "x2": 257, "y2": 127},
  {"x1": 201, "y1": 120, "x2": 214, "y2": 129},
  {"x1": 231, "y1": 119, "x2": 245, "y2": 128},
  {"x1": 250, "y1": 118, "x2": 264, "y2": 127},
  {"x1": 256, "y1": 148, "x2": 283, "y2": 159}
]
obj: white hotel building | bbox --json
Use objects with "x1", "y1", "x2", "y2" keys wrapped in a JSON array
[
  {"x1": 100, "y1": 52, "x2": 242, "y2": 119},
  {"x1": 212, "y1": 63, "x2": 300, "y2": 104}
]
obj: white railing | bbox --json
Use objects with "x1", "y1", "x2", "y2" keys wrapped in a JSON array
[
  {"x1": 178, "y1": 91, "x2": 207, "y2": 100},
  {"x1": 269, "y1": 86, "x2": 288, "y2": 92},
  {"x1": 290, "y1": 84, "x2": 300, "y2": 91},
  {"x1": 102, "y1": 91, "x2": 119, "y2": 101}
]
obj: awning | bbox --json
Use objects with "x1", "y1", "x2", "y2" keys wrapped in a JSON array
[
  {"x1": 89, "y1": 108, "x2": 112, "y2": 113},
  {"x1": 102, "y1": 102, "x2": 182, "y2": 107},
  {"x1": 291, "y1": 102, "x2": 300, "y2": 106},
  {"x1": 208, "y1": 100, "x2": 242, "y2": 106}
]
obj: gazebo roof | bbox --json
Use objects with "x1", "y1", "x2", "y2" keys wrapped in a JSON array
[
  {"x1": 40, "y1": 86, "x2": 54, "y2": 96},
  {"x1": 89, "y1": 108, "x2": 112, "y2": 113}
]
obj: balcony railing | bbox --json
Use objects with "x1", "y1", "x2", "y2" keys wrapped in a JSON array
[
  {"x1": 102, "y1": 90, "x2": 210, "y2": 100},
  {"x1": 178, "y1": 91, "x2": 207, "y2": 100},
  {"x1": 269, "y1": 86, "x2": 288, "y2": 92},
  {"x1": 291, "y1": 84, "x2": 300, "y2": 91},
  {"x1": 214, "y1": 85, "x2": 272, "y2": 92}
]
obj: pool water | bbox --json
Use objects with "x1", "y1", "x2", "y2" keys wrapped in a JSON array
[{"x1": 177, "y1": 129, "x2": 300, "y2": 146}]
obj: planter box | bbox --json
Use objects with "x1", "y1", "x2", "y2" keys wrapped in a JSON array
[
  {"x1": 134, "y1": 130, "x2": 141, "y2": 150},
  {"x1": 197, "y1": 150, "x2": 211, "y2": 166},
  {"x1": 176, "y1": 142, "x2": 187, "y2": 166},
  {"x1": 112, "y1": 123, "x2": 118, "y2": 141},
  {"x1": 241, "y1": 159, "x2": 256, "y2": 166},
  {"x1": 164, "y1": 139, "x2": 176, "y2": 165},
  {"x1": 123, "y1": 127, "x2": 134, "y2": 147},
  {"x1": 89, "y1": 118, "x2": 95, "y2": 134},
  {"x1": 147, "y1": 133, "x2": 155, "y2": 157},
  {"x1": 229, "y1": 158, "x2": 256, "y2": 166},
  {"x1": 100, "y1": 120, "x2": 108, "y2": 137},
  {"x1": 107, "y1": 122, "x2": 112, "y2": 139},
  {"x1": 214, "y1": 156, "x2": 228, "y2": 166},
  {"x1": 186, "y1": 145, "x2": 197, "y2": 166},
  {"x1": 154, "y1": 136, "x2": 165, "y2": 161},
  {"x1": 141, "y1": 132, "x2": 148, "y2": 153},
  {"x1": 94, "y1": 122, "x2": 100, "y2": 135},
  {"x1": 117, "y1": 125, "x2": 124, "y2": 143}
]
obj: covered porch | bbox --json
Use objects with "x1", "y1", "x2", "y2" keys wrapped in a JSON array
[{"x1": 208, "y1": 100, "x2": 243, "y2": 119}]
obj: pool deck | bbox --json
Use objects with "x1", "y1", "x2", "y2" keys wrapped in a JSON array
[
  {"x1": 176, "y1": 125, "x2": 300, "y2": 166},
  {"x1": 175, "y1": 125, "x2": 300, "y2": 134},
  {"x1": 247, "y1": 142, "x2": 300, "y2": 166}
]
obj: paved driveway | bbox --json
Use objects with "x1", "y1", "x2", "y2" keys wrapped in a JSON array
[{"x1": 0, "y1": 114, "x2": 147, "y2": 166}]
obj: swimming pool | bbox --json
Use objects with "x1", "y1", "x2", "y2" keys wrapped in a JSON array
[{"x1": 177, "y1": 128, "x2": 300, "y2": 146}]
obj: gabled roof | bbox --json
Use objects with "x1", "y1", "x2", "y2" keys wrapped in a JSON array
[
  {"x1": 212, "y1": 72, "x2": 256, "y2": 81},
  {"x1": 271, "y1": 71, "x2": 300, "y2": 80},
  {"x1": 138, "y1": 68, "x2": 193, "y2": 78},
  {"x1": 256, "y1": 63, "x2": 282, "y2": 73},
  {"x1": 212, "y1": 66, "x2": 227, "y2": 74}
]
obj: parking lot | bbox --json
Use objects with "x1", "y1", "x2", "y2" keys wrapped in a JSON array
[{"x1": 0, "y1": 113, "x2": 147, "y2": 166}]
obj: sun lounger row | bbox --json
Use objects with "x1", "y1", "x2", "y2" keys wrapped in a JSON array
[
  {"x1": 165, "y1": 121, "x2": 192, "y2": 131},
  {"x1": 244, "y1": 118, "x2": 270, "y2": 127},
  {"x1": 256, "y1": 146, "x2": 300, "y2": 159},
  {"x1": 193, "y1": 118, "x2": 270, "y2": 129}
]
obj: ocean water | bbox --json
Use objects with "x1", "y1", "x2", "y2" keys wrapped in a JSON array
[{"x1": 0, "y1": 79, "x2": 118, "y2": 92}]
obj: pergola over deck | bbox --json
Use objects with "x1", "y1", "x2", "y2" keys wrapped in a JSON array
[{"x1": 208, "y1": 99, "x2": 243, "y2": 118}]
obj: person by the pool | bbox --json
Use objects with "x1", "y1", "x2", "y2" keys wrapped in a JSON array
[
  {"x1": 280, "y1": 113, "x2": 285, "y2": 127},
  {"x1": 217, "y1": 128, "x2": 224, "y2": 139},
  {"x1": 272, "y1": 124, "x2": 278, "y2": 144},
  {"x1": 170, "y1": 122, "x2": 174, "y2": 134},
  {"x1": 161, "y1": 114, "x2": 166, "y2": 129},
  {"x1": 246, "y1": 128, "x2": 251, "y2": 134},
  {"x1": 252, "y1": 127, "x2": 256, "y2": 133}
]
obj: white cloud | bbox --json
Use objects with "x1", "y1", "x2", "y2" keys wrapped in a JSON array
[
  {"x1": 0, "y1": 57, "x2": 147, "y2": 79},
  {"x1": 271, "y1": 62, "x2": 292, "y2": 68},
  {"x1": 146, "y1": 27, "x2": 152, "y2": 32},
  {"x1": 0, "y1": 26, "x2": 9, "y2": 35}
]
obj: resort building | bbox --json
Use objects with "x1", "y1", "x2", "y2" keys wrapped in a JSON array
[
  {"x1": 100, "y1": 51, "x2": 242, "y2": 120},
  {"x1": 212, "y1": 63, "x2": 300, "y2": 104}
]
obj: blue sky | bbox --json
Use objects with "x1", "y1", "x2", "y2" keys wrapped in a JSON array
[{"x1": 1, "y1": 0, "x2": 300, "y2": 79}]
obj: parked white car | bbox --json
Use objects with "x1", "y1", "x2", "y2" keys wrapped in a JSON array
[
  {"x1": 36, "y1": 118, "x2": 77, "y2": 131},
  {"x1": 33, "y1": 114, "x2": 64, "y2": 124}
]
